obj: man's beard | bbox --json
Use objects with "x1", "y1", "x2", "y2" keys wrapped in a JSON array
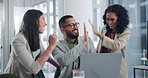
[{"x1": 66, "y1": 30, "x2": 79, "y2": 38}]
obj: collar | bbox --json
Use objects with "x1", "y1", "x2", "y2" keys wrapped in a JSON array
[{"x1": 65, "y1": 38, "x2": 78, "y2": 44}]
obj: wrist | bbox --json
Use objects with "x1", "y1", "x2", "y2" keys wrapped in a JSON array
[
  {"x1": 47, "y1": 45, "x2": 55, "y2": 51},
  {"x1": 82, "y1": 41, "x2": 87, "y2": 45},
  {"x1": 100, "y1": 34, "x2": 104, "y2": 39},
  {"x1": 97, "y1": 33, "x2": 104, "y2": 39}
]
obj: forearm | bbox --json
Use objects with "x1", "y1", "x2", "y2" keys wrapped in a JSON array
[
  {"x1": 37, "y1": 45, "x2": 54, "y2": 67},
  {"x1": 101, "y1": 29, "x2": 131, "y2": 49},
  {"x1": 53, "y1": 43, "x2": 87, "y2": 66}
]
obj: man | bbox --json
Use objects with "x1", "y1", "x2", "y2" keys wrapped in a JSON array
[{"x1": 52, "y1": 15, "x2": 96, "y2": 78}]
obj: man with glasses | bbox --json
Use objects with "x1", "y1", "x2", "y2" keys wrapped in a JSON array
[{"x1": 52, "y1": 15, "x2": 96, "y2": 78}]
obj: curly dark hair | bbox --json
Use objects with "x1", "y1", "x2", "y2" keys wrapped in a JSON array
[{"x1": 103, "y1": 4, "x2": 129, "y2": 34}]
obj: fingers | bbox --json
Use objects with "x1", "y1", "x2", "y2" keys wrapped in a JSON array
[
  {"x1": 84, "y1": 23, "x2": 88, "y2": 38},
  {"x1": 88, "y1": 19, "x2": 91, "y2": 25},
  {"x1": 84, "y1": 23, "x2": 86, "y2": 34},
  {"x1": 83, "y1": 23, "x2": 89, "y2": 45},
  {"x1": 89, "y1": 20, "x2": 95, "y2": 29},
  {"x1": 88, "y1": 20, "x2": 95, "y2": 30},
  {"x1": 51, "y1": 34, "x2": 58, "y2": 38},
  {"x1": 48, "y1": 34, "x2": 58, "y2": 46},
  {"x1": 88, "y1": 19, "x2": 93, "y2": 27},
  {"x1": 83, "y1": 23, "x2": 86, "y2": 40},
  {"x1": 88, "y1": 20, "x2": 99, "y2": 35},
  {"x1": 49, "y1": 34, "x2": 58, "y2": 41}
]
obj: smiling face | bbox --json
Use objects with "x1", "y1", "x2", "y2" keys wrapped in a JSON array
[
  {"x1": 106, "y1": 12, "x2": 118, "y2": 31},
  {"x1": 38, "y1": 15, "x2": 47, "y2": 33},
  {"x1": 61, "y1": 17, "x2": 79, "y2": 39}
]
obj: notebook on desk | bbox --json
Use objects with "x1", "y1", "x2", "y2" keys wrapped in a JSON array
[{"x1": 80, "y1": 53, "x2": 122, "y2": 78}]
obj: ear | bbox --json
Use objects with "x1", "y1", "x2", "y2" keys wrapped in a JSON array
[{"x1": 60, "y1": 27, "x2": 65, "y2": 33}]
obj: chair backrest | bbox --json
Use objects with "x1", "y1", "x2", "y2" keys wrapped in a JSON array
[{"x1": 0, "y1": 74, "x2": 17, "y2": 78}]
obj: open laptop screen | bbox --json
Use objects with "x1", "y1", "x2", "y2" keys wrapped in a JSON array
[{"x1": 80, "y1": 53, "x2": 122, "y2": 78}]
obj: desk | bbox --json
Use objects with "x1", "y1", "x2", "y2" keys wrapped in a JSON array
[{"x1": 133, "y1": 65, "x2": 148, "y2": 78}]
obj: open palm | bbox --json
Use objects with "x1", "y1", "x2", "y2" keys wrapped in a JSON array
[
  {"x1": 83, "y1": 23, "x2": 89, "y2": 45},
  {"x1": 89, "y1": 20, "x2": 99, "y2": 35}
]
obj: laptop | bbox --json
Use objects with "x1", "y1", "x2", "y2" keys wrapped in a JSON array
[{"x1": 80, "y1": 53, "x2": 122, "y2": 78}]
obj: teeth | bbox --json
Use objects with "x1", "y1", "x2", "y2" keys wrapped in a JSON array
[
  {"x1": 73, "y1": 30, "x2": 77, "y2": 33},
  {"x1": 110, "y1": 25, "x2": 113, "y2": 27}
]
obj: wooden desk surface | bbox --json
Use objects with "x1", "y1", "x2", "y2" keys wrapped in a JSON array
[{"x1": 133, "y1": 65, "x2": 148, "y2": 70}]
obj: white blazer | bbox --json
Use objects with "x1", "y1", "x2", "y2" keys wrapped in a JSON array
[
  {"x1": 4, "y1": 32, "x2": 52, "y2": 78},
  {"x1": 97, "y1": 26, "x2": 131, "y2": 78}
]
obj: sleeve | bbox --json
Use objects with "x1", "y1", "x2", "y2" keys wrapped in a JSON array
[
  {"x1": 47, "y1": 55, "x2": 60, "y2": 68},
  {"x1": 85, "y1": 37, "x2": 97, "y2": 53},
  {"x1": 102, "y1": 29, "x2": 131, "y2": 49},
  {"x1": 40, "y1": 41, "x2": 59, "y2": 67},
  {"x1": 12, "y1": 35, "x2": 42, "y2": 74},
  {"x1": 52, "y1": 41, "x2": 88, "y2": 66}
]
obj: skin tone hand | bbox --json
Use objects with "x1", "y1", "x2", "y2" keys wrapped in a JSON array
[
  {"x1": 83, "y1": 23, "x2": 89, "y2": 45},
  {"x1": 48, "y1": 34, "x2": 58, "y2": 48},
  {"x1": 89, "y1": 20, "x2": 104, "y2": 39},
  {"x1": 37, "y1": 34, "x2": 58, "y2": 67}
]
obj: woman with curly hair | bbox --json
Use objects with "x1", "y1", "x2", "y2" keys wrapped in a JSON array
[{"x1": 90, "y1": 4, "x2": 131, "y2": 78}]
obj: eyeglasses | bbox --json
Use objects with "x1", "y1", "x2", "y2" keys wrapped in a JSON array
[{"x1": 63, "y1": 22, "x2": 80, "y2": 28}]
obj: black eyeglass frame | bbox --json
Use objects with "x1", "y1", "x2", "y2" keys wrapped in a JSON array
[{"x1": 62, "y1": 22, "x2": 80, "y2": 28}]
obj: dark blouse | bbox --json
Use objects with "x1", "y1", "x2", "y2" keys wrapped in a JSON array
[{"x1": 100, "y1": 32, "x2": 116, "y2": 53}]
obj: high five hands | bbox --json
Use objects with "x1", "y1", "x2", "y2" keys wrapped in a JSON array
[
  {"x1": 89, "y1": 20, "x2": 104, "y2": 39},
  {"x1": 83, "y1": 23, "x2": 89, "y2": 45}
]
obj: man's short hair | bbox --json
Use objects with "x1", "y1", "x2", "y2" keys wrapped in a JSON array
[{"x1": 59, "y1": 15, "x2": 73, "y2": 28}]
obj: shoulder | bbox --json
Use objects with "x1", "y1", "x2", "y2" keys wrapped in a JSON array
[
  {"x1": 121, "y1": 28, "x2": 131, "y2": 35},
  {"x1": 56, "y1": 40, "x2": 67, "y2": 46},
  {"x1": 78, "y1": 36, "x2": 89, "y2": 41},
  {"x1": 78, "y1": 36, "x2": 93, "y2": 42},
  {"x1": 58, "y1": 40, "x2": 66, "y2": 44},
  {"x1": 12, "y1": 32, "x2": 27, "y2": 44},
  {"x1": 123, "y1": 28, "x2": 131, "y2": 33},
  {"x1": 117, "y1": 28, "x2": 131, "y2": 39}
]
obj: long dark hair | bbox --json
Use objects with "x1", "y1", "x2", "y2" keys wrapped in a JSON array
[
  {"x1": 103, "y1": 4, "x2": 129, "y2": 34},
  {"x1": 20, "y1": 9, "x2": 43, "y2": 51}
]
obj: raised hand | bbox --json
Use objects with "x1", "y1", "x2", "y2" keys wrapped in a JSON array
[
  {"x1": 88, "y1": 20, "x2": 99, "y2": 35},
  {"x1": 48, "y1": 34, "x2": 58, "y2": 48},
  {"x1": 83, "y1": 23, "x2": 89, "y2": 45},
  {"x1": 89, "y1": 20, "x2": 104, "y2": 39},
  {"x1": 37, "y1": 34, "x2": 58, "y2": 67}
]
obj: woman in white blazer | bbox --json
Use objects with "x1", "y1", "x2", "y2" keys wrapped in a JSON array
[
  {"x1": 90, "y1": 4, "x2": 131, "y2": 78},
  {"x1": 4, "y1": 9, "x2": 58, "y2": 78}
]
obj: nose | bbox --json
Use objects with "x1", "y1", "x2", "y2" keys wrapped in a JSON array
[
  {"x1": 45, "y1": 22, "x2": 47, "y2": 26},
  {"x1": 108, "y1": 20, "x2": 112, "y2": 25},
  {"x1": 73, "y1": 25, "x2": 79, "y2": 29}
]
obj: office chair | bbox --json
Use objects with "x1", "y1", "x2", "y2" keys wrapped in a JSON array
[{"x1": 0, "y1": 74, "x2": 17, "y2": 78}]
